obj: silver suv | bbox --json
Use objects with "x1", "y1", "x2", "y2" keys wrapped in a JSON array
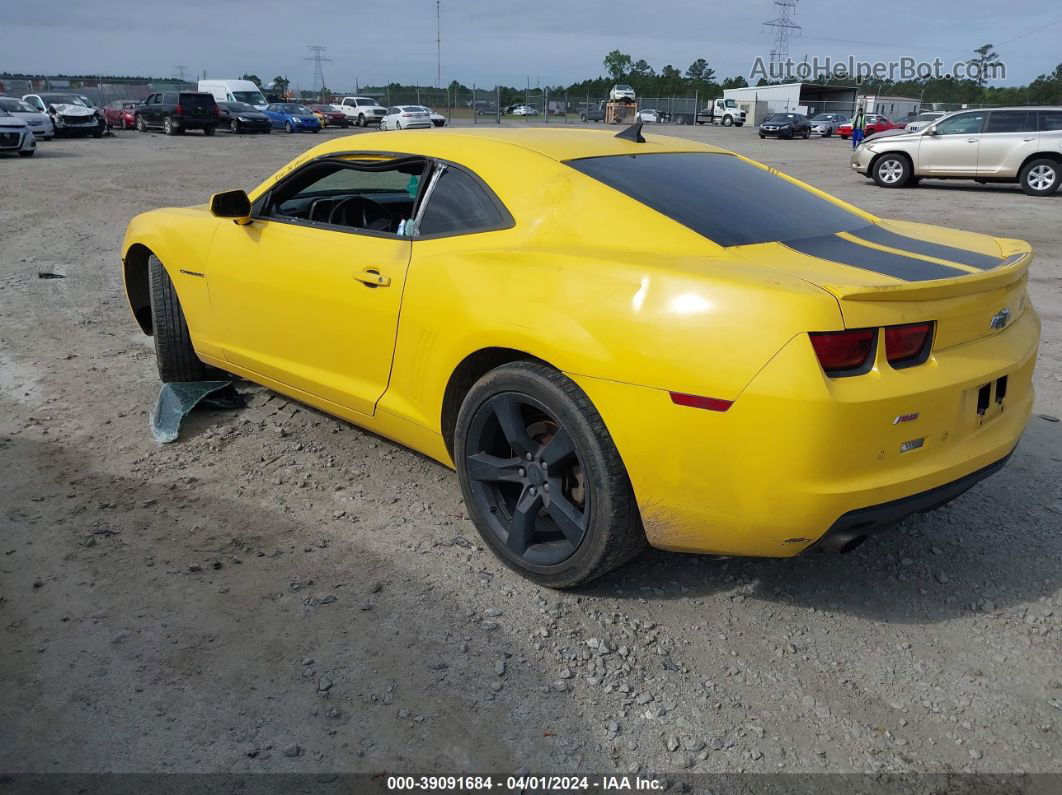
[{"x1": 851, "y1": 107, "x2": 1062, "y2": 196}]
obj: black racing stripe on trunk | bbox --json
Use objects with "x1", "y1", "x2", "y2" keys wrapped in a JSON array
[
  {"x1": 846, "y1": 224, "x2": 1004, "y2": 270},
  {"x1": 782, "y1": 234, "x2": 969, "y2": 282}
]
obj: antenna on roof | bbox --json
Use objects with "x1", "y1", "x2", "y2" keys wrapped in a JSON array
[{"x1": 615, "y1": 120, "x2": 645, "y2": 143}]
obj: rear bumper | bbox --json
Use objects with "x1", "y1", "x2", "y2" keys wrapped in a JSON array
[
  {"x1": 571, "y1": 307, "x2": 1039, "y2": 557},
  {"x1": 813, "y1": 449, "x2": 1013, "y2": 552}
]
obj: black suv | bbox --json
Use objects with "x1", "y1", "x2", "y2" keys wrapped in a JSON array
[{"x1": 135, "y1": 92, "x2": 219, "y2": 135}]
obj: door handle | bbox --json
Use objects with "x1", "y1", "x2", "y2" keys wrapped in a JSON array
[
  {"x1": 353, "y1": 268, "x2": 391, "y2": 288},
  {"x1": 1023, "y1": 137, "x2": 1036, "y2": 142},
  {"x1": 967, "y1": 138, "x2": 979, "y2": 143}
]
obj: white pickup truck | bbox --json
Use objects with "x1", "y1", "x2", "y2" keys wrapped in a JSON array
[
  {"x1": 338, "y1": 97, "x2": 387, "y2": 127},
  {"x1": 696, "y1": 98, "x2": 746, "y2": 127}
]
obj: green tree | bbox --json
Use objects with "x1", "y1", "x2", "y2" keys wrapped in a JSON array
[
  {"x1": 967, "y1": 44, "x2": 1001, "y2": 86},
  {"x1": 240, "y1": 74, "x2": 262, "y2": 87},
  {"x1": 721, "y1": 75, "x2": 748, "y2": 90},
  {"x1": 685, "y1": 58, "x2": 716, "y2": 84},
  {"x1": 271, "y1": 75, "x2": 289, "y2": 97},
  {"x1": 630, "y1": 59, "x2": 655, "y2": 78},
  {"x1": 603, "y1": 50, "x2": 633, "y2": 81}
]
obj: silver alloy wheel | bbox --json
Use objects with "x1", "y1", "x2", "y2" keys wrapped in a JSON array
[
  {"x1": 878, "y1": 158, "x2": 905, "y2": 184},
  {"x1": 1028, "y1": 164, "x2": 1057, "y2": 191}
]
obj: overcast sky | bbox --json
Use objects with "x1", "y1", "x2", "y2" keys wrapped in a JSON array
[{"x1": 3, "y1": 1, "x2": 1060, "y2": 89}]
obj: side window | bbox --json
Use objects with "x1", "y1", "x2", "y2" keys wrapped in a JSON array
[
  {"x1": 933, "y1": 112, "x2": 985, "y2": 135},
  {"x1": 985, "y1": 111, "x2": 1033, "y2": 133},
  {"x1": 1039, "y1": 111, "x2": 1062, "y2": 132},
  {"x1": 265, "y1": 160, "x2": 426, "y2": 234},
  {"x1": 417, "y1": 167, "x2": 510, "y2": 237}
]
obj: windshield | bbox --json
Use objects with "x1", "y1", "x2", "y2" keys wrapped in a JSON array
[
  {"x1": 567, "y1": 153, "x2": 865, "y2": 248},
  {"x1": 766, "y1": 114, "x2": 796, "y2": 122},
  {"x1": 233, "y1": 91, "x2": 266, "y2": 105},
  {"x1": 723, "y1": 99, "x2": 737, "y2": 108},
  {"x1": 810, "y1": 114, "x2": 831, "y2": 121},
  {"x1": 224, "y1": 102, "x2": 256, "y2": 112},
  {"x1": 40, "y1": 94, "x2": 86, "y2": 107},
  {"x1": 616, "y1": 85, "x2": 633, "y2": 91},
  {"x1": 913, "y1": 113, "x2": 941, "y2": 121},
  {"x1": 0, "y1": 98, "x2": 32, "y2": 112},
  {"x1": 355, "y1": 98, "x2": 377, "y2": 107}
]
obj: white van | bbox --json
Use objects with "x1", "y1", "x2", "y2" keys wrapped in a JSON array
[{"x1": 198, "y1": 80, "x2": 268, "y2": 110}]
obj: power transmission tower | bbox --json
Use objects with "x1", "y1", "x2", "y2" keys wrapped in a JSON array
[
  {"x1": 175, "y1": 65, "x2": 188, "y2": 83},
  {"x1": 305, "y1": 45, "x2": 332, "y2": 92},
  {"x1": 763, "y1": 0, "x2": 801, "y2": 79}
]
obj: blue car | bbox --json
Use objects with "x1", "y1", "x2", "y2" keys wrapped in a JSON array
[{"x1": 263, "y1": 103, "x2": 321, "y2": 133}]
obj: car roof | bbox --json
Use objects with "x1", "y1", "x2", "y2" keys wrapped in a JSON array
[{"x1": 294, "y1": 128, "x2": 728, "y2": 162}]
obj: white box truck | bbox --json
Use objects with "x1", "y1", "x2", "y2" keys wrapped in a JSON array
[{"x1": 198, "y1": 80, "x2": 268, "y2": 110}]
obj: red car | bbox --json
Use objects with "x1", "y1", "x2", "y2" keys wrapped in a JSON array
[
  {"x1": 104, "y1": 100, "x2": 141, "y2": 130},
  {"x1": 308, "y1": 104, "x2": 349, "y2": 128},
  {"x1": 837, "y1": 114, "x2": 898, "y2": 139}
]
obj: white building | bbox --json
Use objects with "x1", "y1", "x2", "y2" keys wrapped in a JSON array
[{"x1": 722, "y1": 82, "x2": 860, "y2": 124}]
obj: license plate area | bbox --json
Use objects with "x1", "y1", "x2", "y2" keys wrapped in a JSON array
[{"x1": 973, "y1": 375, "x2": 1008, "y2": 426}]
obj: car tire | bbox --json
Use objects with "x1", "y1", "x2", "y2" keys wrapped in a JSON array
[
  {"x1": 802, "y1": 129, "x2": 810, "y2": 139},
  {"x1": 136, "y1": 116, "x2": 147, "y2": 132},
  {"x1": 840, "y1": 134, "x2": 848, "y2": 140},
  {"x1": 164, "y1": 116, "x2": 176, "y2": 136},
  {"x1": 19, "y1": 149, "x2": 35, "y2": 157},
  {"x1": 397, "y1": 121, "x2": 403, "y2": 130},
  {"x1": 230, "y1": 120, "x2": 240, "y2": 134},
  {"x1": 92, "y1": 126, "x2": 103, "y2": 139},
  {"x1": 311, "y1": 128, "x2": 319, "y2": 133},
  {"x1": 203, "y1": 125, "x2": 216, "y2": 136},
  {"x1": 872, "y1": 154, "x2": 913, "y2": 188},
  {"x1": 285, "y1": 121, "x2": 294, "y2": 134},
  {"x1": 147, "y1": 254, "x2": 210, "y2": 383},
  {"x1": 454, "y1": 361, "x2": 646, "y2": 589},
  {"x1": 722, "y1": 115, "x2": 733, "y2": 127},
  {"x1": 358, "y1": 114, "x2": 366, "y2": 127},
  {"x1": 822, "y1": 130, "x2": 832, "y2": 138},
  {"x1": 759, "y1": 134, "x2": 765, "y2": 139},
  {"x1": 1018, "y1": 158, "x2": 1061, "y2": 197},
  {"x1": 44, "y1": 135, "x2": 53, "y2": 141}
]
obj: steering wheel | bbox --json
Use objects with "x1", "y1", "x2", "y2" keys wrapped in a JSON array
[{"x1": 328, "y1": 196, "x2": 394, "y2": 231}]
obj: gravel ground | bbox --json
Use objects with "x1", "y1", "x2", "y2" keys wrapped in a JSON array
[{"x1": 1, "y1": 122, "x2": 1060, "y2": 781}]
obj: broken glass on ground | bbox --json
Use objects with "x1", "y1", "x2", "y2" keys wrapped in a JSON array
[{"x1": 150, "y1": 381, "x2": 245, "y2": 443}]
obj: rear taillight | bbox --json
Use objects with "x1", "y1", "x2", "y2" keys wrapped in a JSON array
[
  {"x1": 884, "y1": 322, "x2": 933, "y2": 368},
  {"x1": 809, "y1": 329, "x2": 876, "y2": 375},
  {"x1": 213, "y1": 105, "x2": 220, "y2": 117},
  {"x1": 402, "y1": 113, "x2": 412, "y2": 117},
  {"x1": 175, "y1": 104, "x2": 184, "y2": 116}
]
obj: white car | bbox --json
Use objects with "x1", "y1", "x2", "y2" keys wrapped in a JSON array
[
  {"x1": 512, "y1": 105, "x2": 538, "y2": 116},
  {"x1": 338, "y1": 96, "x2": 386, "y2": 127},
  {"x1": 903, "y1": 111, "x2": 948, "y2": 133},
  {"x1": 609, "y1": 84, "x2": 636, "y2": 101},
  {"x1": 0, "y1": 97, "x2": 53, "y2": 140},
  {"x1": 22, "y1": 92, "x2": 101, "y2": 137},
  {"x1": 380, "y1": 106, "x2": 433, "y2": 130},
  {"x1": 0, "y1": 108, "x2": 37, "y2": 157},
  {"x1": 636, "y1": 109, "x2": 660, "y2": 123},
  {"x1": 417, "y1": 106, "x2": 447, "y2": 127}
]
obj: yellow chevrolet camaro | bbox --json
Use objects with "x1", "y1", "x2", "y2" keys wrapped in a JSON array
[{"x1": 121, "y1": 126, "x2": 1040, "y2": 587}]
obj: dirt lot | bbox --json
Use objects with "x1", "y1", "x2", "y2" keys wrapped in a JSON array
[{"x1": 1, "y1": 122, "x2": 1060, "y2": 782}]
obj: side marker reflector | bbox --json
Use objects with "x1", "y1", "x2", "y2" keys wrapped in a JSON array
[{"x1": 669, "y1": 392, "x2": 733, "y2": 412}]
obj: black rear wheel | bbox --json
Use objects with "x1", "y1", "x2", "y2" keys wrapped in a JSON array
[
  {"x1": 148, "y1": 254, "x2": 209, "y2": 382},
  {"x1": 455, "y1": 362, "x2": 645, "y2": 588}
]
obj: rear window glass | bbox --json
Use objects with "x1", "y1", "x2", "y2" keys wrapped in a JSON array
[
  {"x1": 1039, "y1": 110, "x2": 1062, "y2": 132},
  {"x1": 567, "y1": 153, "x2": 865, "y2": 247},
  {"x1": 181, "y1": 93, "x2": 216, "y2": 109}
]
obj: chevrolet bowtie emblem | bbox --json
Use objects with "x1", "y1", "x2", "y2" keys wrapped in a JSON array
[{"x1": 989, "y1": 308, "x2": 1010, "y2": 330}]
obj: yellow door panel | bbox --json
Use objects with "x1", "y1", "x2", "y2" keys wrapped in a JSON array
[{"x1": 207, "y1": 219, "x2": 411, "y2": 415}]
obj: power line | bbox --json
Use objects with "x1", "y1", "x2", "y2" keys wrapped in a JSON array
[
  {"x1": 305, "y1": 45, "x2": 332, "y2": 92},
  {"x1": 763, "y1": 0, "x2": 801, "y2": 76}
]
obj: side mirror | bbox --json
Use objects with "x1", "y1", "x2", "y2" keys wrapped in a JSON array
[{"x1": 210, "y1": 189, "x2": 252, "y2": 223}]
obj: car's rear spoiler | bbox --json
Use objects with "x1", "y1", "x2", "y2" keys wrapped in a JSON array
[{"x1": 823, "y1": 252, "x2": 1031, "y2": 302}]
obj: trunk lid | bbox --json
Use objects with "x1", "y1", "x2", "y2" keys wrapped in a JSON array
[{"x1": 734, "y1": 219, "x2": 1033, "y2": 349}]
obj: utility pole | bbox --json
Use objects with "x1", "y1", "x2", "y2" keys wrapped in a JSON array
[
  {"x1": 435, "y1": 1, "x2": 442, "y2": 90},
  {"x1": 305, "y1": 45, "x2": 332, "y2": 93}
]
